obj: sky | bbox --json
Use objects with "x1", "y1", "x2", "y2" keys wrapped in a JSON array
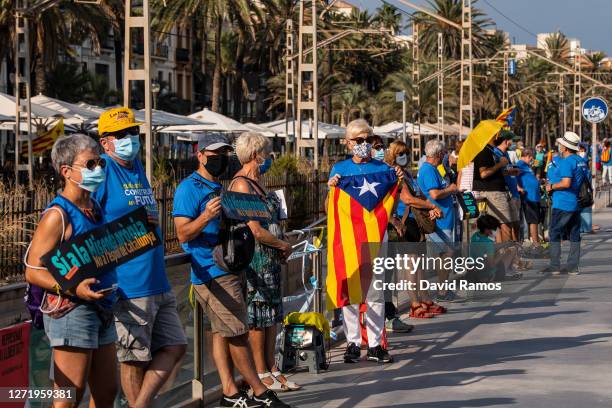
[{"x1": 355, "y1": 0, "x2": 612, "y2": 55}]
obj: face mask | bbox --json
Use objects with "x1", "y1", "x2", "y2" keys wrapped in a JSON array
[
  {"x1": 259, "y1": 157, "x2": 272, "y2": 175},
  {"x1": 396, "y1": 154, "x2": 408, "y2": 167},
  {"x1": 578, "y1": 151, "x2": 587, "y2": 158},
  {"x1": 70, "y1": 165, "x2": 105, "y2": 192},
  {"x1": 113, "y1": 135, "x2": 140, "y2": 161},
  {"x1": 373, "y1": 148, "x2": 385, "y2": 161},
  {"x1": 203, "y1": 154, "x2": 229, "y2": 177},
  {"x1": 353, "y1": 142, "x2": 372, "y2": 159},
  {"x1": 509, "y1": 143, "x2": 516, "y2": 151}
]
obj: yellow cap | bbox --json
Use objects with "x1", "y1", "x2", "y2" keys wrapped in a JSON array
[{"x1": 98, "y1": 107, "x2": 143, "y2": 136}]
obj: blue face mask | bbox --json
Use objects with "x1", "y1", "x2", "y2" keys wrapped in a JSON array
[
  {"x1": 373, "y1": 148, "x2": 385, "y2": 161},
  {"x1": 71, "y1": 165, "x2": 105, "y2": 192},
  {"x1": 113, "y1": 135, "x2": 140, "y2": 161},
  {"x1": 259, "y1": 157, "x2": 272, "y2": 175}
]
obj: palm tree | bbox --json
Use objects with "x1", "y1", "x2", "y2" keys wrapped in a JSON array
[
  {"x1": 153, "y1": 0, "x2": 256, "y2": 113},
  {"x1": 335, "y1": 83, "x2": 367, "y2": 126},
  {"x1": 413, "y1": 0, "x2": 494, "y2": 60},
  {"x1": 373, "y1": 3, "x2": 402, "y2": 35},
  {"x1": 543, "y1": 31, "x2": 570, "y2": 64}
]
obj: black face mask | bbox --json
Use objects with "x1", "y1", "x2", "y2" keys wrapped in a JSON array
[{"x1": 203, "y1": 154, "x2": 229, "y2": 177}]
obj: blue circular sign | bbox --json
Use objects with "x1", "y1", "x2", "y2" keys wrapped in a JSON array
[{"x1": 582, "y1": 97, "x2": 608, "y2": 124}]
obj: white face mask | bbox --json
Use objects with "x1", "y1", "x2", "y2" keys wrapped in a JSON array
[{"x1": 578, "y1": 152, "x2": 587, "y2": 158}]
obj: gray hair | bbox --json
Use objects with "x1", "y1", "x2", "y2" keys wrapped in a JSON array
[
  {"x1": 51, "y1": 133, "x2": 100, "y2": 174},
  {"x1": 424, "y1": 139, "x2": 445, "y2": 158},
  {"x1": 345, "y1": 119, "x2": 372, "y2": 139},
  {"x1": 235, "y1": 132, "x2": 271, "y2": 164}
]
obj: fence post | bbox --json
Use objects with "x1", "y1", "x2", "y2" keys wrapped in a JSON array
[{"x1": 160, "y1": 182, "x2": 168, "y2": 249}]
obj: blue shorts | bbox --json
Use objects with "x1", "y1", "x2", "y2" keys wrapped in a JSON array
[
  {"x1": 426, "y1": 228, "x2": 454, "y2": 255},
  {"x1": 43, "y1": 303, "x2": 117, "y2": 349}
]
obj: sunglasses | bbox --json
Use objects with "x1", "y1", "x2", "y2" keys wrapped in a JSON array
[
  {"x1": 73, "y1": 158, "x2": 106, "y2": 171},
  {"x1": 109, "y1": 127, "x2": 140, "y2": 139},
  {"x1": 373, "y1": 144, "x2": 384, "y2": 150},
  {"x1": 350, "y1": 136, "x2": 374, "y2": 145}
]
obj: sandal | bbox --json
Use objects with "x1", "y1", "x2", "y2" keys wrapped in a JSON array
[
  {"x1": 258, "y1": 372, "x2": 288, "y2": 392},
  {"x1": 272, "y1": 370, "x2": 301, "y2": 391},
  {"x1": 409, "y1": 304, "x2": 434, "y2": 319},
  {"x1": 421, "y1": 301, "x2": 447, "y2": 314}
]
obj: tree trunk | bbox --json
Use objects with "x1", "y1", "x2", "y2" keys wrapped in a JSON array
[
  {"x1": 113, "y1": 28, "x2": 123, "y2": 91},
  {"x1": 211, "y1": 15, "x2": 222, "y2": 112},
  {"x1": 34, "y1": 24, "x2": 46, "y2": 95},
  {"x1": 233, "y1": 34, "x2": 245, "y2": 120},
  {"x1": 324, "y1": 48, "x2": 332, "y2": 123}
]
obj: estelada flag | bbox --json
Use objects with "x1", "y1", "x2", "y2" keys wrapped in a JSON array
[
  {"x1": 22, "y1": 118, "x2": 64, "y2": 155},
  {"x1": 326, "y1": 169, "x2": 399, "y2": 310},
  {"x1": 496, "y1": 106, "x2": 516, "y2": 127}
]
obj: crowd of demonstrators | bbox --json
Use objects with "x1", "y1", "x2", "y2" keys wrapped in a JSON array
[
  {"x1": 95, "y1": 108, "x2": 187, "y2": 408},
  {"x1": 229, "y1": 132, "x2": 300, "y2": 392}
]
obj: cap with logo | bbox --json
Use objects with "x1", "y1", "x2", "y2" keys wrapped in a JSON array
[
  {"x1": 556, "y1": 131, "x2": 581, "y2": 151},
  {"x1": 197, "y1": 134, "x2": 233, "y2": 152},
  {"x1": 98, "y1": 107, "x2": 143, "y2": 136}
]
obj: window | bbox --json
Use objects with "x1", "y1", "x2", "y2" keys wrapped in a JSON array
[{"x1": 95, "y1": 63, "x2": 109, "y2": 81}]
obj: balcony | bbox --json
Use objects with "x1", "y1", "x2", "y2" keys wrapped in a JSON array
[
  {"x1": 153, "y1": 44, "x2": 169, "y2": 59},
  {"x1": 175, "y1": 47, "x2": 190, "y2": 63}
]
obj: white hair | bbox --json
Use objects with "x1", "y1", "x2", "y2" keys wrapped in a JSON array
[
  {"x1": 424, "y1": 139, "x2": 445, "y2": 158},
  {"x1": 345, "y1": 119, "x2": 372, "y2": 139},
  {"x1": 51, "y1": 133, "x2": 100, "y2": 175},
  {"x1": 235, "y1": 131, "x2": 271, "y2": 164}
]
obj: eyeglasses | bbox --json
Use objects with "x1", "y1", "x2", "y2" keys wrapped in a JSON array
[
  {"x1": 73, "y1": 158, "x2": 106, "y2": 171},
  {"x1": 108, "y1": 127, "x2": 140, "y2": 139}
]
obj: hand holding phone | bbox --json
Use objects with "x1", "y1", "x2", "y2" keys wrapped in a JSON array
[{"x1": 96, "y1": 284, "x2": 118, "y2": 296}]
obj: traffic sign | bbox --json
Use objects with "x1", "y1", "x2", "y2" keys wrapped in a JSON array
[{"x1": 582, "y1": 97, "x2": 608, "y2": 124}]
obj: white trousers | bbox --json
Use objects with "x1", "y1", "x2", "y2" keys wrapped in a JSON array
[
  {"x1": 342, "y1": 302, "x2": 385, "y2": 348},
  {"x1": 603, "y1": 165, "x2": 612, "y2": 183}
]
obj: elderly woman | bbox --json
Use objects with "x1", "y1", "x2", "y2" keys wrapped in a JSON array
[
  {"x1": 229, "y1": 132, "x2": 299, "y2": 392},
  {"x1": 385, "y1": 141, "x2": 446, "y2": 319},
  {"x1": 24, "y1": 134, "x2": 118, "y2": 408}
]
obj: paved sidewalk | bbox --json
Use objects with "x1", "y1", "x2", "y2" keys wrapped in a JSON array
[{"x1": 281, "y1": 211, "x2": 612, "y2": 408}]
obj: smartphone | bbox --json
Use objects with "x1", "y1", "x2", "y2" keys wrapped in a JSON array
[{"x1": 96, "y1": 284, "x2": 118, "y2": 295}]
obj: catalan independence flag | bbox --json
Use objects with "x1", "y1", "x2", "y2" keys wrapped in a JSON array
[
  {"x1": 326, "y1": 170, "x2": 399, "y2": 310},
  {"x1": 22, "y1": 119, "x2": 64, "y2": 155},
  {"x1": 496, "y1": 106, "x2": 516, "y2": 128}
]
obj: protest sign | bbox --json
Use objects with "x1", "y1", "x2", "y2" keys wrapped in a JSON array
[
  {"x1": 456, "y1": 192, "x2": 480, "y2": 220},
  {"x1": 221, "y1": 191, "x2": 272, "y2": 222},
  {"x1": 41, "y1": 207, "x2": 161, "y2": 290},
  {"x1": 0, "y1": 322, "x2": 30, "y2": 392}
]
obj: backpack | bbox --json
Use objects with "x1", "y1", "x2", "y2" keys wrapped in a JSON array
[
  {"x1": 213, "y1": 213, "x2": 255, "y2": 273},
  {"x1": 578, "y1": 178, "x2": 594, "y2": 208},
  {"x1": 24, "y1": 206, "x2": 66, "y2": 329},
  {"x1": 602, "y1": 148, "x2": 611, "y2": 163}
]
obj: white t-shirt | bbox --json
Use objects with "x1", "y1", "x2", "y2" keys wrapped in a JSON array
[{"x1": 459, "y1": 162, "x2": 474, "y2": 192}]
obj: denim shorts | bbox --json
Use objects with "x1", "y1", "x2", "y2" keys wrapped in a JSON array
[{"x1": 43, "y1": 303, "x2": 117, "y2": 349}]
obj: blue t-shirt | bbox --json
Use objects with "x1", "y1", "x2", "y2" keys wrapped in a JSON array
[
  {"x1": 329, "y1": 157, "x2": 394, "y2": 179},
  {"x1": 48, "y1": 195, "x2": 117, "y2": 309},
  {"x1": 493, "y1": 147, "x2": 519, "y2": 198},
  {"x1": 93, "y1": 154, "x2": 170, "y2": 299},
  {"x1": 173, "y1": 172, "x2": 225, "y2": 285},
  {"x1": 417, "y1": 162, "x2": 454, "y2": 230},
  {"x1": 516, "y1": 160, "x2": 541, "y2": 203},
  {"x1": 552, "y1": 154, "x2": 588, "y2": 212}
]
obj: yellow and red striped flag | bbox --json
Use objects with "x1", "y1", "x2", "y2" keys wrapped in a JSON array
[
  {"x1": 22, "y1": 119, "x2": 64, "y2": 155},
  {"x1": 326, "y1": 170, "x2": 399, "y2": 310}
]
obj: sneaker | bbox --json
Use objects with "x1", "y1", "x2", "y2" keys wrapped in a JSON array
[
  {"x1": 561, "y1": 266, "x2": 581, "y2": 275},
  {"x1": 540, "y1": 266, "x2": 561, "y2": 275},
  {"x1": 385, "y1": 317, "x2": 415, "y2": 333},
  {"x1": 253, "y1": 390, "x2": 291, "y2": 408},
  {"x1": 343, "y1": 342, "x2": 361, "y2": 363},
  {"x1": 220, "y1": 391, "x2": 263, "y2": 407},
  {"x1": 366, "y1": 345, "x2": 394, "y2": 364}
]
